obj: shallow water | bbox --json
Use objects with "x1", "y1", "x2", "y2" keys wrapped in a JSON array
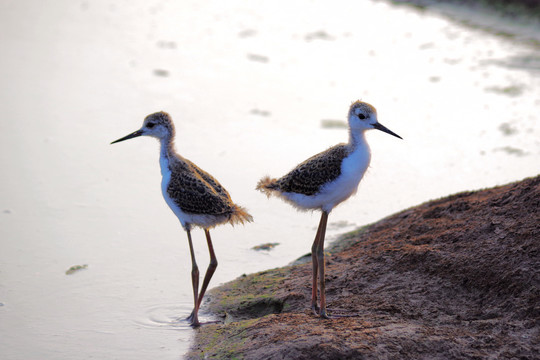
[{"x1": 1, "y1": 0, "x2": 539, "y2": 359}]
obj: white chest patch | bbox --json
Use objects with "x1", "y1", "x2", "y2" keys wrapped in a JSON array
[{"x1": 159, "y1": 153, "x2": 185, "y2": 223}]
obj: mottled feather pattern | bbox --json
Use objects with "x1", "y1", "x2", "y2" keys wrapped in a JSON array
[
  {"x1": 167, "y1": 157, "x2": 234, "y2": 216},
  {"x1": 189, "y1": 159, "x2": 229, "y2": 199},
  {"x1": 271, "y1": 144, "x2": 350, "y2": 196}
]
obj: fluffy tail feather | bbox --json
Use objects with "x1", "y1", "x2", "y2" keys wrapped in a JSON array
[
  {"x1": 229, "y1": 204, "x2": 254, "y2": 225},
  {"x1": 256, "y1": 176, "x2": 279, "y2": 198}
]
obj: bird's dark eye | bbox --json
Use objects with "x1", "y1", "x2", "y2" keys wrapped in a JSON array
[
  {"x1": 358, "y1": 114, "x2": 366, "y2": 120},
  {"x1": 146, "y1": 122, "x2": 155, "y2": 128}
]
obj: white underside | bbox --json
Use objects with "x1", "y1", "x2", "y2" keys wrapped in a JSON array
[
  {"x1": 281, "y1": 143, "x2": 371, "y2": 213},
  {"x1": 159, "y1": 149, "x2": 225, "y2": 230}
]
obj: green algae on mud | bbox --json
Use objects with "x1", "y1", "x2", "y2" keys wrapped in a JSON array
[
  {"x1": 204, "y1": 227, "x2": 376, "y2": 320},
  {"x1": 204, "y1": 268, "x2": 291, "y2": 320},
  {"x1": 191, "y1": 319, "x2": 258, "y2": 360}
]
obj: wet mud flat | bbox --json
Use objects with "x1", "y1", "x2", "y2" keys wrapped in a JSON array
[{"x1": 187, "y1": 175, "x2": 539, "y2": 359}]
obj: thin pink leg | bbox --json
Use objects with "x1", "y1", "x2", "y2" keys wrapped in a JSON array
[
  {"x1": 311, "y1": 212, "x2": 326, "y2": 315},
  {"x1": 185, "y1": 229, "x2": 200, "y2": 326},
  {"x1": 316, "y1": 211, "x2": 329, "y2": 319},
  {"x1": 196, "y1": 229, "x2": 218, "y2": 310}
]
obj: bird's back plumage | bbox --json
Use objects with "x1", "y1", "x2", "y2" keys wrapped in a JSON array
[
  {"x1": 257, "y1": 144, "x2": 350, "y2": 196},
  {"x1": 166, "y1": 156, "x2": 252, "y2": 226}
]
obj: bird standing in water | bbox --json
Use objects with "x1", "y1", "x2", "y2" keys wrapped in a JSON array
[
  {"x1": 112, "y1": 111, "x2": 252, "y2": 327},
  {"x1": 257, "y1": 100, "x2": 401, "y2": 318}
]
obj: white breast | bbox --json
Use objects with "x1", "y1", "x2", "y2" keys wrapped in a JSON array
[
  {"x1": 321, "y1": 146, "x2": 371, "y2": 211},
  {"x1": 159, "y1": 152, "x2": 186, "y2": 225}
]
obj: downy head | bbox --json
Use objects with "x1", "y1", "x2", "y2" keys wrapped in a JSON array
[
  {"x1": 348, "y1": 101, "x2": 402, "y2": 139},
  {"x1": 111, "y1": 111, "x2": 175, "y2": 144}
]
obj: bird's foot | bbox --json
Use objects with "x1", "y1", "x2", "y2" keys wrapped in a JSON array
[
  {"x1": 319, "y1": 308, "x2": 331, "y2": 319},
  {"x1": 190, "y1": 320, "x2": 201, "y2": 328},
  {"x1": 185, "y1": 310, "x2": 220, "y2": 327},
  {"x1": 184, "y1": 312, "x2": 200, "y2": 327},
  {"x1": 311, "y1": 303, "x2": 331, "y2": 318},
  {"x1": 311, "y1": 303, "x2": 320, "y2": 316},
  {"x1": 189, "y1": 318, "x2": 222, "y2": 328},
  {"x1": 312, "y1": 306, "x2": 359, "y2": 319},
  {"x1": 323, "y1": 307, "x2": 360, "y2": 318}
]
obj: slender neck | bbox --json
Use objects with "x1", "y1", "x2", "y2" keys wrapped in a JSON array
[
  {"x1": 158, "y1": 135, "x2": 177, "y2": 175},
  {"x1": 159, "y1": 137, "x2": 172, "y2": 158},
  {"x1": 348, "y1": 128, "x2": 368, "y2": 150}
]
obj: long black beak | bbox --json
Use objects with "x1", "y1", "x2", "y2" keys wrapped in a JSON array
[
  {"x1": 111, "y1": 129, "x2": 144, "y2": 144},
  {"x1": 373, "y1": 122, "x2": 402, "y2": 139}
]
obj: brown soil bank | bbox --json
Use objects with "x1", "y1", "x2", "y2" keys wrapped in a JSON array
[{"x1": 187, "y1": 175, "x2": 540, "y2": 359}]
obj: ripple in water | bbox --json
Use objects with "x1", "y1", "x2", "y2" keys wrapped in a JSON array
[{"x1": 135, "y1": 303, "x2": 220, "y2": 330}]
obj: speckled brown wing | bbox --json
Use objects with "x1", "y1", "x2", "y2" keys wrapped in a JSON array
[
  {"x1": 274, "y1": 144, "x2": 349, "y2": 196},
  {"x1": 187, "y1": 159, "x2": 232, "y2": 200},
  {"x1": 167, "y1": 159, "x2": 235, "y2": 216}
]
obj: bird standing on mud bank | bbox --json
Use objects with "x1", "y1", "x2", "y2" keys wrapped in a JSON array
[{"x1": 257, "y1": 100, "x2": 401, "y2": 318}]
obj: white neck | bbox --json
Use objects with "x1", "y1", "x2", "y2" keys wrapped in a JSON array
[
  {"x1": 349, "y1": 128, "x2": 368, "y2": 150},
  {"x1": 159, "y1": 138, "x2": 172, "y2": 176}
]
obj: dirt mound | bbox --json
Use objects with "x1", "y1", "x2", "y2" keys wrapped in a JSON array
[{"x1": 188, "y1": 175, "x2": 540, "y2": 359}]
